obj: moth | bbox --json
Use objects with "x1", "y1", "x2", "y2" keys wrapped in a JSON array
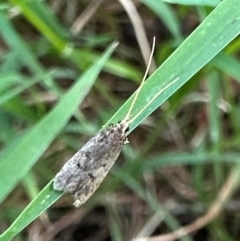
[{"x1": 53, "y1": 38, "x2": 178, "y2": 207}]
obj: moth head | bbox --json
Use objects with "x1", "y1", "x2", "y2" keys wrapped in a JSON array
[{"x1": 117, "y1": 119, "x2": 130, "y2": 135}]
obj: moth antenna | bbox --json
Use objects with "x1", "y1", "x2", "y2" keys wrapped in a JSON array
[
  {"x1": 124, "y1": 37, "x2": 156, "y2": 121},
  {"x1": 130, "y1": 77, "x2": 179, "y2": 124}
]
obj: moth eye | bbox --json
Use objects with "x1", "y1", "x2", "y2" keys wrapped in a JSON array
[
  {"x1": 110, "y1": 128, "x2": 115, "y2": 133},
  {"x1": 117, "y1": 120, "x2": 121, "y2": 124},
  {"x1": 125, "y1": 127, "x2": 129, "y2": 132}
]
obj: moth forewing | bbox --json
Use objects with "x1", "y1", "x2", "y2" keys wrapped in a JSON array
[
  {"x1": 53, "y1": 38, "x2": 156, "y2": 207},
  {"x1": 53, "y1": 120, "x2": 129, "y2": 207}
]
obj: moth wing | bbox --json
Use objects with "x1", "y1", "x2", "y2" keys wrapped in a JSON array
[
  {"x1": 72, "y1": 164, "x2": 111, "y2": 206},
  {"x1": 53, "y1": 150, "x2": 90, "y2": 192}
]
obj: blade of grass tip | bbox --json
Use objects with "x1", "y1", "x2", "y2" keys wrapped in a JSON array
[
  {"x1": 104, "y1": 0, "x2": 240, "y2": 133},
  {"x1": 0, "y1": 42, "x2": 117, "y2": 205}
]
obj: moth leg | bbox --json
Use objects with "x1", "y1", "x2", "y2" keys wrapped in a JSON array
[{"x1": 124, "y1": 138, "x2": 129, "y2": 144}]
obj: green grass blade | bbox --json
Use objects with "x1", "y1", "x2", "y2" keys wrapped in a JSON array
[
  {"x1": 142, "y1": 151, "x2": 240, "y2": 170},
  {"x1": 207, "y1": 72, "x2": 221, "y2": 145},
  {"x1": 140, "y1": 0, "x2": 183, "y2": 41},
  {"x1": 164, "y1": 0, "x2": 221, "y2": 6},
  {"x1": 0, "y1": 183, "x2": 59, "y2": 241},
  {"x1": 0, "y1": 42, "x2": 117, "y2": 204},
  {"x1": 212, "y1": 53, "x2": 240, "y2": 82},
  {"x1": 0, "y1": 12, "x2": 43, "y2": 74},
  {"x1": 105, "y1": 0, "x2": 240, "y2": 132},
  {"x1": 9, "y1": 0, "x2": 67, "y2": 51}
]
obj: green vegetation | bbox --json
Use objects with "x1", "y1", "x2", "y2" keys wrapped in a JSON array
[{"x1": 0, "y1": 0, "x2": 240, "y2": 240}]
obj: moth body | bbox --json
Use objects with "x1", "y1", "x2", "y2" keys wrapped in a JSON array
[{"x1": 53, "y1": 119, "x2": 129, "y2": 207}]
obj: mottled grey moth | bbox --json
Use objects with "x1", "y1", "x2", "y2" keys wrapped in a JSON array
[
  {"x1": 53, "y1": 119, "x2": 130, "y2": 207},
  {"x1": 53, "y1": 38, "x2": 178, "y2": 207}
]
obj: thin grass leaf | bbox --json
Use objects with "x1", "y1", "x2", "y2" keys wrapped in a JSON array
[
  {"x1": 107, "y1": 205, "x2": 124, "y2": 241},
  {"x1": 0, "y1": 183, "x2": 60, "y2": 241},
  {"x1": 106, "y1": 0, "x2": 240, "y2": 132},
  {"x1": 0, "y1": 42, "x2": 118, "y2": 203},
  {"x1": 9, "y1": 0, "x2": 67, "y2": 51},
  {"x1": 142, "y1": 151, "x2": 240, "y2": 170},
  {"x1": 0, "y1": 12, "x2": 44, "y2": 74},
  {"x1": 140, "y1": 0, "x2": 183, "y2": 41},
  {"x1": 164, "y1": 0, "x2": 221, "y2": 6},
  {"x1": 2, "y1": 97, "x2": 37, "y2": 122},
  {"x1": 207, "y1": 72, "x2": 223, "y2": 187},
  {"x1": 0, "y1": 73, "x2": 53, "y2": 106},
  {"x1": 207, "y1": 72, "x2": 221, "y2": 145},
  {"x1": 0, "y1": 42, "x2": 117, "y2": 241},
  {"x1": 212, "y1": 53, "x2": 240, "y2": 82}
]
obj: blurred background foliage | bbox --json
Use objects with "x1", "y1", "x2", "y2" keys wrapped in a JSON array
[{"x1": 0, "y1": 0, "x2": 240, "y2": 241}]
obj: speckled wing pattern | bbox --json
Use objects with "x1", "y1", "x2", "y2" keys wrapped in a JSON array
[{"x1": 53, "y1": 121, "x2": 128, "y2": 207}]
